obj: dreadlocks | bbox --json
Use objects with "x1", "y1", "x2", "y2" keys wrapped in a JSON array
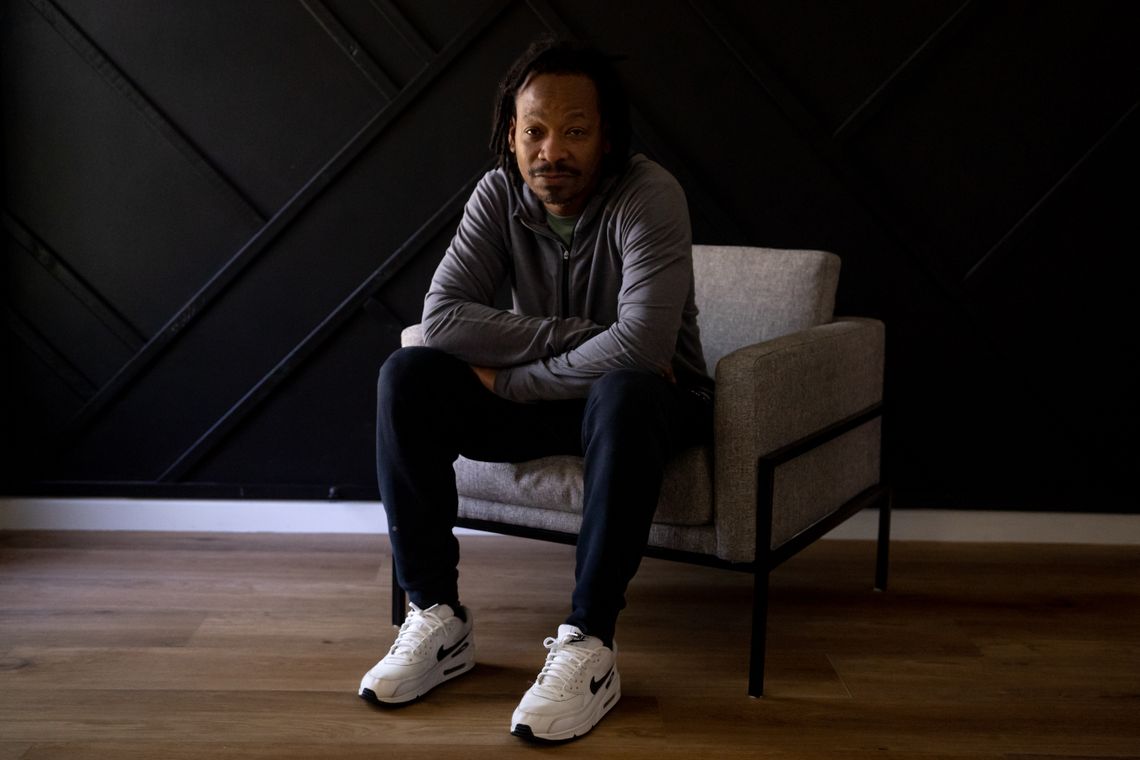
[{"x1": 489, "y1": 38, "x2": 632, "y2": 185}]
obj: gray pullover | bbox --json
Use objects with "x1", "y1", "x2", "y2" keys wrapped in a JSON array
[{"x1": 422, "y1": 154, "x2": 711, "y2": 403}]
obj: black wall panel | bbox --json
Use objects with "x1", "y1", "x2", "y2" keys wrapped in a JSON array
[{"x1": 3, "y1": 0, "x2": 1137, "y2": 511}]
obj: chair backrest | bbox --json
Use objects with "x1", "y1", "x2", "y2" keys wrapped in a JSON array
[{"x1": 692, "y1": 245, "x2": 840, "y2": 371}]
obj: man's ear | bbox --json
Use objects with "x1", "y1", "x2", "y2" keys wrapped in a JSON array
[{"x1": 508, "y1": 117, "x2": 516, "y2": 153}]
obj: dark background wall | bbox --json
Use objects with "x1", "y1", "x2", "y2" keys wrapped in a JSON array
[{"x1": 3, "y1": 0, "x2": 1137, "y2": 511}]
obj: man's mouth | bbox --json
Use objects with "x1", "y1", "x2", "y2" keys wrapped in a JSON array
[{"x1": 531, "y1": 164, "x2": 580, "y2": 178}]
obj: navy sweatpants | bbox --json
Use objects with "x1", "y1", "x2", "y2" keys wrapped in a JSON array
[{"x1": 375, "y1": 346, "x2": 712, "y2": 646}]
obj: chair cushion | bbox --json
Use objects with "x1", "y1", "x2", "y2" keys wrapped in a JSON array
[{"x1": 454, "y1": 445, "x2": 713, "y2": 526}]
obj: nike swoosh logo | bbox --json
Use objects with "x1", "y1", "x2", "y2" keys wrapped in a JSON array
[
  {"x1": 437, "y1": 633, "x2": 470, "y2": 661},
  {"x1": 589, "y1": 666, "x2": 614, "y2": 695}
]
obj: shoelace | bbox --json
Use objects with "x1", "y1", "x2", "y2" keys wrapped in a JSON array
[
  {"x1": 386, "y1": 604, "x2": 447, "y2": 662},
  {"x1": 534, "y1": 635, "x2": 595, "y2": 696}
]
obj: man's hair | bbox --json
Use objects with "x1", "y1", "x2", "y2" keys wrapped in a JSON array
[{"x1": 489, "y1": 38, "x2": 632, "y2": 185}]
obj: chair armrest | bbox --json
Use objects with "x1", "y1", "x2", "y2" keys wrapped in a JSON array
[
  {"x1": 401, "y1": 323, "x2": 425, "y2": 347},
  {"x1": 712, "y1": 317, "x2": 885, "y2": 562}
]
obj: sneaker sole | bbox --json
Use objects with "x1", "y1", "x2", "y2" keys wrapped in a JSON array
[
  {"x1": 511, "y1": 681, "x2": 621, "y2": 742},
  {"x1": 359, "y1": 656, "x2": 475, "y2": 705}
]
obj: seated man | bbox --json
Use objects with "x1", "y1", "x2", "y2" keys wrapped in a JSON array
[{"x1": 360, "y1": 38, "x2": 713, "y2": 742}]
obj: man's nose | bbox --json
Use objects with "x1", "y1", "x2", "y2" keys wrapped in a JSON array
[{"x1": 540, "y1": 134, "x2": 570, "y2": 162}]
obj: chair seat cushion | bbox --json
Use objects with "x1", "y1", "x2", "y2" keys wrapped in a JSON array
[{"x1": 454, "y1": 445, "x2": 713, "y2": 526}]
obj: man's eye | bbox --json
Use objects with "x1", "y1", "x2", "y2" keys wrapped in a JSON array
[{"x1": 524, "y1": 127, "x2": 542, "y2": 137}]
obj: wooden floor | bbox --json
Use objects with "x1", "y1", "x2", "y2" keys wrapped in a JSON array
[{"x1": 0, "y1": 531, "x2": 1137, "y2": 759}]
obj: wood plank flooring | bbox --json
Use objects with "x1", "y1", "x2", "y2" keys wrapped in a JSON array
[{"x1": 0, "y1": 531, "x2": 1137, "y2": 759}]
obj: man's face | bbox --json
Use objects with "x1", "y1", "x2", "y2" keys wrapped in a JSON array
[{"x1": 509, "y1": 73, "x2": 609, "y2": 217}]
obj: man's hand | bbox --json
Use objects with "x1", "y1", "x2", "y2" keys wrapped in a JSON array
[{"x1": 471, "y1": 365, "x2": 498, "y2": 394}]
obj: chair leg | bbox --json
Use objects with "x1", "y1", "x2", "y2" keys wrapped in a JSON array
[
  {"x1": 875, "y1": 486, "x2": 892, "y2": 592},
  {"x1": 391, "y1": 560, "x2": 406, "y2": 626},
  {"x1": 748, "y1": 566, "x2": 770, "y2": 697}
]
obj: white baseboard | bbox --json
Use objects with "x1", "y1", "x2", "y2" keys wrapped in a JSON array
[
  {"x1": 0, "y1": 497, "x2": 390, "y2": 534},
  {"x1": 1, "y1": 498, "x2": 1138, "y2": 545},
  {"x1": 820, "y1": 507, "x2": 1140, "y2": 545}
]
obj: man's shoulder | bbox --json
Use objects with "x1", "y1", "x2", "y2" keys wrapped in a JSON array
[
  {"x1": 612, "y1": 154, "x2": 684, "y2": 195},
  {"x1": 471, "y1": 165, "x2": 543, "y2": 219},
  {"x1": 472, "y1": 165, "x2": 513, "y2": 200},
  {"x1": 607, "y1": 154, "x2": 687, "y2": 212},
  {"x1": 592, "y1": 155, "x2": 691, "y2": 257},
  {"x1": 464, "y1": 166, "x2": 527, "y2": 225},
  {"x1": 623, "y1": 153, "x2": 674, "y2": 179}
]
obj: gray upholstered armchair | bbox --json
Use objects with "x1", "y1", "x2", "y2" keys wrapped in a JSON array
[{"x1": 393, "y1": 245, "x2": 890, "y2": 697}]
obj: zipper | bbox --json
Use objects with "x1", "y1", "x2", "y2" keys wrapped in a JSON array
[
  {"x1": 560, "y1": 247, "x2": 570, "y2": 319},
  {"x1": 515, "y1": 212, "x2": 575, "y2": 319}
]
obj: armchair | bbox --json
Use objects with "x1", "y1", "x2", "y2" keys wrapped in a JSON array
[{"x1": 392, "y1": 245, "x2": 889, "y2": 697}]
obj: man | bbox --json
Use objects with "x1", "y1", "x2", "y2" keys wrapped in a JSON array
[{"x1": 359, "y1": 39, "x2": 713, "y2": 742}]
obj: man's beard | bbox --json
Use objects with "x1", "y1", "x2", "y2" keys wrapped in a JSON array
[
  {"x1": 529, "y1": 160, "x2": 581, "y2": 179},
  {"x1": 529, "y1": 161, "x2": 582, "y2": 205}
]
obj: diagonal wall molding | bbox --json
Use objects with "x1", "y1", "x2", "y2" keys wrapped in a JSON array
[
  {"x1": 301, "y1": 0, "x2": 400, "y2": 99},
  {"x1": 3, "y1": 211, "x2": 145, "y2": 352},
  {"x1": 369, "y1": 0, "x2": 436, "y2": 62},
  {"x1": 831, "y1": 0, "x2": 980, "y2": 142},
  {"x1": 5, "y1": 308, "x2": 97, "y2": 400},
  {"x1": 963, "y1": 98, "x2": 1139, "y2": 284}
]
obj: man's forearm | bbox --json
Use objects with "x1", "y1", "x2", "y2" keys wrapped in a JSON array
[
  {"x1": 422, "y1": 297, "x2": 604, "y2": 367},
  {"x1": 494, "y1": 317, "x2": 677, "y2": 402}
]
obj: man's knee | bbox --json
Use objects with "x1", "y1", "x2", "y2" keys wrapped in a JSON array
[
  {"x1": 379, "y1": 346, "x2": 428, "y2": 385},
  {"x1": 378, "y1": 346, "x2": 463, "y2": 408},
  {"x1": 585, "y1": 369, "x2": 670, "y2": 429},
  {"x1": 588, "y1": 368, "x2": 668, "y2": 402}
]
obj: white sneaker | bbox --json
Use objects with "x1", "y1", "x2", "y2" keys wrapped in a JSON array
[
  {"x1": 358, "y1": 603, "x2": 474, "y2": 704},
  {"x1": 510, "y1": 625, "x2": 621, "y2": 742}
]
